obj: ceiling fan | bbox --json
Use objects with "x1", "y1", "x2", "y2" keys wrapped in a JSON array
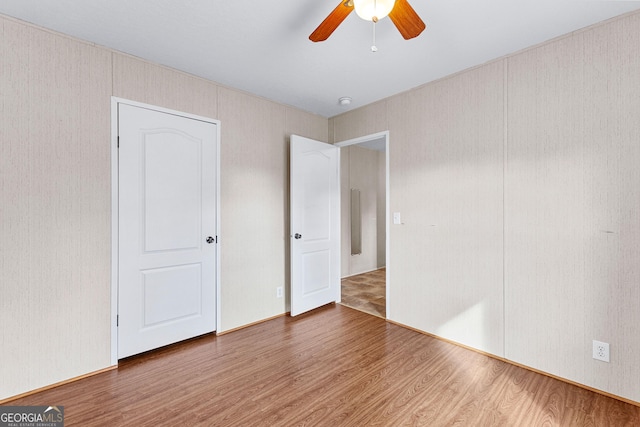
[{"x1": 309, "y1": 0, "x2": 426, "y2": 42}]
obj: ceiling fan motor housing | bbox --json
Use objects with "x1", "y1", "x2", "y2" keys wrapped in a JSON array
[{"x1": 353, "y1": 0, "x2": 396, "y2": 22}]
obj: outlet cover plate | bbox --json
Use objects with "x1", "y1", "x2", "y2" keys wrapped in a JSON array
[{"x1": 593, "y1": 340, "x2": 610, "y2": 362}]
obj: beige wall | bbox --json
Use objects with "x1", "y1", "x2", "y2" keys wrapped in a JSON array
[
  {"x1": 505, "y1": 12, "x2": 640, "y2": 400},
  {"x1": 1, "y1": 17, "x2": 113, "y2": 400},
  {"x1": 387, "y1": 59, "x2": 506, "y2": 356},
  {"x1": 216, "y1": 88, "x2": 327, "y2": 330},
  {"x1": 0, "y1": 14, "x2": 326, "y2": 400},
  {"x1": 329, "y1": 100, "x2": 388, "y2": 144},
  {"x1": 331, "y1": 11, "x2": 640, "y2": 403}
]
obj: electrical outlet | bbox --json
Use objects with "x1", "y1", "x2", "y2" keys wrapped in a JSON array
[
  {"x1": 593, "y1": 340, "x2": 610, "y2": 362},
  {"x1": 276, "y1": 286, "x2": 283, "y2": 298}
]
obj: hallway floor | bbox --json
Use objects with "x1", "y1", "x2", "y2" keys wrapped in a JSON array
[{"x1": 340, "y1": 268, "x2": 386, "y2": 318}]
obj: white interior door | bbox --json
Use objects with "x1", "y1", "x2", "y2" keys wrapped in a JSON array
[
  {"x1": 118, "y1": 103, "x2": 217, "y2": 359},
  {"x1": 290, "y1": 135, "x2": 340, "y2": 316}
]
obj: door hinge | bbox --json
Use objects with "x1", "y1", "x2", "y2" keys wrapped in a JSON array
[
  {"x1": 116, "y1": 315, "x2": 119, "y2": 327},
  {"x1": 117, "y1": 136, "x2": 120, "y2": 148}
]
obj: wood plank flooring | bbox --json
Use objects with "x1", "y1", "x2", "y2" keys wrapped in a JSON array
[
  {"x1": 341, "y1": 268, "x2": 386, "y2": 318},
  {"x1": 6, "y1": 304, "x2": 640, "y2": 426}
]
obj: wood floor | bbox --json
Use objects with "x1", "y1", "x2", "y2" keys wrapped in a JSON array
[
  {"x1": 341, "y1": 268, "x2": 386, "y2": 318},
  {"x1": 7, "y1": 304, "x2": 640, "y2": 426}
]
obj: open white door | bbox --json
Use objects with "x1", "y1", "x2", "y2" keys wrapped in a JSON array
[
  {"x1": 290, "y1": 135, "x2": 340, "y2": 316},
  {"x1": 117, "y1": 103, "x2": 217, "y2": 358}
]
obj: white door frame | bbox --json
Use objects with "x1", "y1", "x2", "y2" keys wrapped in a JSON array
[
  {"x1": 335, "y1": 131, "x2": 390, "y2": 318},
  {"x1": 110, "y1": 97, "x2": 221, "y2": 365}
]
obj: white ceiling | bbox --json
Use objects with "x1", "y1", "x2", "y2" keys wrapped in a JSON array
[{"x1": 1, "y1": 1, "x2": 639, "y2": 118}]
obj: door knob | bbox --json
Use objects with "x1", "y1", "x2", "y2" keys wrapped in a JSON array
[
  {"x1": 294, "y1": 233, "x2": 302, "y2": 239},
  {"x1": 206, "y1": 236, "x2": 215, "y2": 244}
]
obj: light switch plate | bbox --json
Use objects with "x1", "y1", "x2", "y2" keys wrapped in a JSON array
[{"x1": 393, "y1": 212, "x2": 401, "y2": 225}]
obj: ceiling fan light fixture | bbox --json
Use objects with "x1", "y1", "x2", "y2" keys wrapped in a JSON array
[
  {"x1": 309, "y1": 0, "x2": 424, "y2": 43},
  {"x1": 353, "y1": 0, "x2": 396, "y2": 22}
]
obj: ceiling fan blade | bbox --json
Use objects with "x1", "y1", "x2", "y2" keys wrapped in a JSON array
[
  {"x1": 309, "y1": 1, "x2": 354, "y2": 42},
  {"x1": 388, "y1": 0, "x2": 426, "y2": 40}
]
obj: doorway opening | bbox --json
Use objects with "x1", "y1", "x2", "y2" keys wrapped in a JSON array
[{"x1": 335, "y1": 131, "x2": 389, "y2": 318}]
